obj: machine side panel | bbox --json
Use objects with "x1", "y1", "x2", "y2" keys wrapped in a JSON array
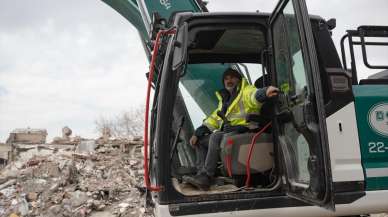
[
  {"x1": 326, "y1": 102, "x2": 364, "y2": 182},
  {"x1": 353, "y1": 85, "x2": 388, "y2": 190}
]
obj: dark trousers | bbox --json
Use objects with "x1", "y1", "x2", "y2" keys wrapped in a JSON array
[{"x1": 195, "y1": 131, "x2": 236, "y2": 177}]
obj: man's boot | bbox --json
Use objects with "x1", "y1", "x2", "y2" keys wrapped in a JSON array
[{"x1": 185, "y1": 173, "x2": 210, "y2": 191}]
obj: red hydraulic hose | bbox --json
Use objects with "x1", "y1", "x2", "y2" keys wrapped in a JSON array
[
  {"x1": 144, "y1": 28, "x2": 176, "y2": 192},
  {"x1": 245, "y1": 122, "x2": 272, "y2": 187}
]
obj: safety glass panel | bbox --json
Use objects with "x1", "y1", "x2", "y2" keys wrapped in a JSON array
[
  {"x1": 273, "y1": 0, "x2": 311, "y2": 187},
  {"x1": 284, "y1": 2, "x2": 308, "y2": 99},
  {"x1": 180, "y1": 63, "x2": 227, "y2": 116},
  {"x1": 179, "y1": 83, "x2": 206, "y2": 129},
  {"x1": 270, "y1": 0, "x2": 334, "y2": 209},
  {"x1": 273, "y1": 17, "x2": 291, "y2": 95},
  {"x1": 284, "y1": 123, "x2": 310, "y2": 184}
]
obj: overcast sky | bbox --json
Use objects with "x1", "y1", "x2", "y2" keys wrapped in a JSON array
[{"x1": 0, "y1": 0, "x2": 387, "y2": 142}]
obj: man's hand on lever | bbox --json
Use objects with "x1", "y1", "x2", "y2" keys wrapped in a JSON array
[
  {"x1": 266, "y1": 86, "x2": 279, "y2": 98},
  {"x1": 190, "y1": 135, "x2": 198, "y2": 146}
]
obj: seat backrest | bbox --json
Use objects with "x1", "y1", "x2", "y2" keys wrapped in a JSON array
[{"x1": 220, "y1": 133, "x2": 273, "y2": 176}]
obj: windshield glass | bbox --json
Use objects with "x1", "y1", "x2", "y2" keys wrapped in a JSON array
[{"x1": 179, "y1": 63, "x2": 265, "y2": 129}]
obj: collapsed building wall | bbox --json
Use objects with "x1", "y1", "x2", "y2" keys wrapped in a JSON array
[
  {"x1": 6, "y1": 128, "x2": 47, "y2": 144},
  {"x1": 0, "y1": 143, "x2": 12, "y2": 168}
]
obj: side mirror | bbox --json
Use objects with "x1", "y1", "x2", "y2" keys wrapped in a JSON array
[
  {"x1": 327, "y1": 18, "x2": 336, "y2": 30},
  {"x1": 172, "y1": 23, "x2": 188, "y2": 71},
  {"x1": 326, "y1": 67, "x2": 351, "y2": 93}
]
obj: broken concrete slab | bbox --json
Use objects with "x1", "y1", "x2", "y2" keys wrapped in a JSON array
[
  {"x1": 69, "y1": 190, "x2": 89, "y2": 208},
  {"x1": 62, "y1": 126, "x2": 72, "y2": 139},
  {"x1": 0, "y1": 179, "x2": 16, "y2": 191},
  {"x1": 31, "y1": 161, "x2": 61, "y2": 178},
  {"x1": 90, "y1": 211, "x2": 115, "y2": 217},
  {"x1": 10, "y1": 197, "x2": 29, "y2": 216},
  {"x1": 50, "y1": 126, "x2": 85, "y2": 146},
  {"x1": 0, "y1": 186, "x2": 16, "y2": 198},
  {"x1": 22, "y1": 178, "x2": 48, "y2": 193},
  {"x1": 76, "y1": 140, "x2": 97, "y2": 154},
  {"x1": 26, "y1": 192, "x2": 38, "y2": 202}
]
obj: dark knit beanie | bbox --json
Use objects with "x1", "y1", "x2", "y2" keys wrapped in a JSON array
[{"x1": 222, "y1": 68, "x2": 242, "y2": 81}]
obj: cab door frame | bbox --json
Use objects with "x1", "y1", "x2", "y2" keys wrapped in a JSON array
[{"x1": 269, "y1": 0, "x2": 334, "y2": 210}]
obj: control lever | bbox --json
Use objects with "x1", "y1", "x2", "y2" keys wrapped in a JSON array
[
  {"x1": 266, "y1": 90, "x2": 292, "y2": 123},
  {"x1": 275, "y1": 110, "x2": 293, "y2": 123},
  {"x1": 290, "y1": 94, "x2": 298, "y2": 102},
  {"x1": 170, "y1": 117, "x2": 185, "y2": 161}
]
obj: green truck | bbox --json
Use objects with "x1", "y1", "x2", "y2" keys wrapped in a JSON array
[{"x1": 102, "y1": 0, "x2": 388, "y2": 216}]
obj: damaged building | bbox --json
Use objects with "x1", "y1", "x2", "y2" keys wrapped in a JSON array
[{"x1": 6, "y1": 128, "x2": 48, "y2": 145}]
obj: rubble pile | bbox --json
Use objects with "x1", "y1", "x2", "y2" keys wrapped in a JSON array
[{"x1": 0, "y1": 139, "x2": 152, "y2": 217}]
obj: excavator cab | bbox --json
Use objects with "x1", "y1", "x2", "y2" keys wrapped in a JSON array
[
  {"x1": 102, "y1": 0, "x2": 388, "y2": 216},
  {"x1": 145, "y1": 0, "x2": 337, "y2": 214},
  {"x1": 169, "y1": 16, "x2": 276, "y2": 191}
]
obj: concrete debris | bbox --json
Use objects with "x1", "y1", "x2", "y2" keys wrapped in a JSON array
[
  {"x1": 16, "y1": 197, "x2": 29, "y2": 216},
  {"x1": 0, "y1": 138, "x2": 153, "y2": 217},
  {"x1": 132, "y1": 136, "x2": 142, "y2": 142},
  {"x1": 0, "y1": 186, "x2": 16, "y2": 198},
  {"x1": 62, "y1": 126, "x2": 72, "y2": 139},
  {"x1": 26, "y1": 192, "x2": 38, "y2": 202},
  {"x1": 0, "y1": 179, "x2": 16, "y2": 190},
  {"x1": 90, "y1": 211, "x2": 115, "y2": 217},
  {"x1": 51, "y1": 126, "x2": 83, "y2": 145},
  {"x1": 76, "y1": 140, "x2": 97, "y2": 154}
]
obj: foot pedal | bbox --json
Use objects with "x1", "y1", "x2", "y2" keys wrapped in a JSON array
[{"x1": 213, "y1": 176, "x2": 235, "y2": 186}]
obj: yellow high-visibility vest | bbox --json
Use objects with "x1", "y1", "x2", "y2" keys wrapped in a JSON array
[{"x1": 203, "y1": 78, "x2": 263, "y2": 131}]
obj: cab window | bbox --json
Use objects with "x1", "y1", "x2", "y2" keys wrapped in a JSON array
[{"x1": 272, "y1": 1, "x2": 311, "y2": 185}]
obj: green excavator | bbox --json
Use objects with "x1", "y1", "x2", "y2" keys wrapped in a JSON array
[{"x1": 101, "y1": 0, "x2": 388, "y2": 216}]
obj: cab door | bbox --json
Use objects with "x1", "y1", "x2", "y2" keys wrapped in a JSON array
[{"x1": 269, "y1": 0, "x2": 335, "y2": 210}]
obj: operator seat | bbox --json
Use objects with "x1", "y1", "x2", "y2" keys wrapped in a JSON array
[
  {"x1": 220, "y1": 132, "x2": 273, "y2": 176},
  {"x1": 219, "y1": 75, "x2": 275, "y2": 185}
]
